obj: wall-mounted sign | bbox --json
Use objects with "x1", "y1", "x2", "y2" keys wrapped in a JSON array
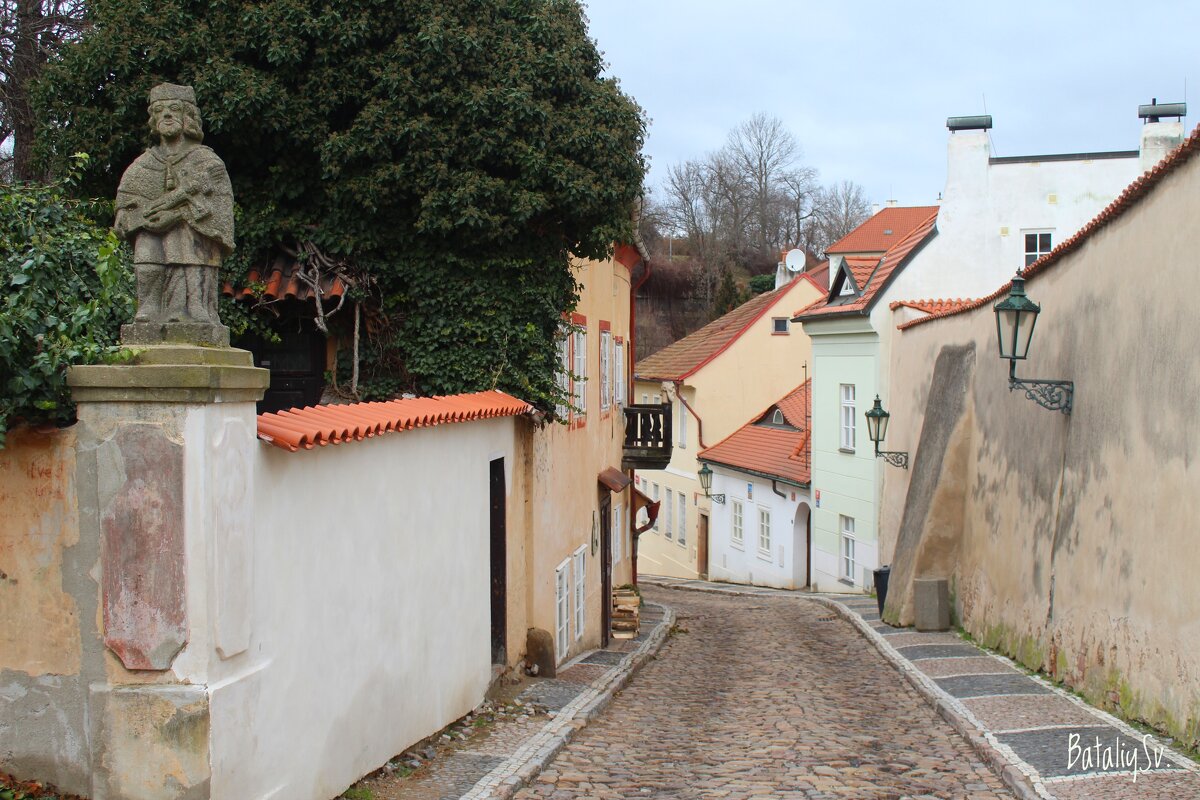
[
  {"x1": 747, "y1": 483, "x2": 753, "y2": 500},
  {"x1": 815, "y1": 489, "x2": 821, "y2": 508}
]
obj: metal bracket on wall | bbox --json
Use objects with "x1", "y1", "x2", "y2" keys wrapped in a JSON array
[
  {"x1": 1008, "y1": 361, "x2": 1073, "y2": 414},
  {"x1": 876, "y1": 450, "x2": 909, "y2": 469}
]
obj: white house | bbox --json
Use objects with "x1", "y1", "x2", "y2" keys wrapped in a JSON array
[
  {"x1": 796, "y1": 106, "x2": 1187, "y2": 593},
  {"x1": 698, "y1": 381, "x2": 812, "y2": 590}
]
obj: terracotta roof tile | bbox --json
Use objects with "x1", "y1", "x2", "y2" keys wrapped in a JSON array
[
  {"x1": 256, "y1": 390, "x2": 532, "y2": 452},
  {"x1": 899, "y1": 123, "x2": 1200, "y2": 332},
  {"x1": 697, "y1": 381, "x2": 811, "y2": 486},
  {"x1": 635, "y1": 274, "x2": 820, "y2": 381},
  {"x1": 798, "y1": 209, "x2": 940, "y2": 321},
  {"x1": 223, "y1": 253, "x2": 347, "y2": 305},
  {"x1": 889, "y1": 298, "x2": 979, "y2": 315},
  {"x1": 845, "y1": 256, "x2": 880, "y2": 289},
  {"x1": 826, "y1": 205, "x2": 940, "y2": 254}
]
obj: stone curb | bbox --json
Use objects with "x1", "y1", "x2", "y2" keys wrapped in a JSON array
[
  {"x1": 459, "y1": 601, "x2": 677, "y2": 800},
  {"x1": 638, "y1": 579, "x2": 1047, "y2": 800}
]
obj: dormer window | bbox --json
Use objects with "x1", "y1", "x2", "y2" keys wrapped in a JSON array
[
  {"x1": 772, "y1": 409, "x2": 785, "y2": 425},
  {"x1": 838, "y1": 279, "x2": 854, "y2": 296}
]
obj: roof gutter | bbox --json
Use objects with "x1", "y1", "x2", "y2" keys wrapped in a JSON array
[{"x1": 697, "y1": 457, "x2": 809, "y2": 490}]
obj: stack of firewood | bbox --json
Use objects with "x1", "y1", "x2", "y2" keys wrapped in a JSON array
[{"x1": 611, "y1": 587, "x2": 640, "y2": 639}]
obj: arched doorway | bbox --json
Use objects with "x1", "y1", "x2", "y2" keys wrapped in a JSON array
[{"x1": 792, "y1": 503, "x2": 811, "y2": 589}]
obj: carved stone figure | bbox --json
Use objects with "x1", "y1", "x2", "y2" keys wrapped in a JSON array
[{"x1": 115, "y1": 83, "x2": 234, "y2": 346}]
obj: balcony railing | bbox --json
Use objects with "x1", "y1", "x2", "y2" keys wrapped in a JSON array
[{"x1": 622, "y1": 403, "x2": 672, "y2": 470}]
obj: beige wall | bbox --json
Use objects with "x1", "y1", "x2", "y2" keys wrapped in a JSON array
[
  {"x1": 522, "y1": 255, "x2": 635, "y2": 664},
  {"x1": 636, "y1": 276, "x2": 821, "y2": 579},
  {"x1": 881, "y1": 154, "x2": 1200, "y2": 749}
]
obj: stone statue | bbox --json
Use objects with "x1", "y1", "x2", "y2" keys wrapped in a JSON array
[{"x1": 115, "y1": 83, "x2": 234, "y2": 346}]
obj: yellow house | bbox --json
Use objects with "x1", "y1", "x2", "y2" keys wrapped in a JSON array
[
  {"x1": 506, "y1": 242, "x2": 649, "y2": 671},
  {"x1": 633, "y1": 272, "x2": 822, "y2": 579}
]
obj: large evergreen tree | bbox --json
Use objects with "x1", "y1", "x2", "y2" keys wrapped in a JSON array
[{"x1": 35, "y1": 0, "x2": 645, "y2": 410}]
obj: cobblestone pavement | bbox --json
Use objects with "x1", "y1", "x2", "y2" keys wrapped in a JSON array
[
  {"x1": 644, "y1": 577, "x2": 1200, "y2": 800},
  {"x1": 513, "y1": 586, "x2": 1014, "y2": 799}
]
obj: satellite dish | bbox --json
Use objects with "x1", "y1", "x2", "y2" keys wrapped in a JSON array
[{"x1": 784, "y1": 249, "x2": 806, "y2": 273}]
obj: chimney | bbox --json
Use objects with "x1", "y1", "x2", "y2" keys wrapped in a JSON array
[
  {"x1": 775, "y1": 257, "x2": 791, "y2": 290},
  {"x1": 942, "y1": 114, "x2": 993, "y2": 208},
  {"x1": 1138, "y1": 99, "x2": 1187, "y2": 172}
]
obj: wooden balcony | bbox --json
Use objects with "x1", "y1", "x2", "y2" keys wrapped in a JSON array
[{"x1": 622, "y1": 403, "x2": 673, "y2": 470}]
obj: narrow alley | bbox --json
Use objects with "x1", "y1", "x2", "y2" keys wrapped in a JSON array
[{"x1": 513, "y1": 586, "x2": 1013, "y2": 799}]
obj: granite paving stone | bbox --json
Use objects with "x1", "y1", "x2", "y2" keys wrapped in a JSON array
[
  {"x1": 513, "y1": 586, "x2": 1013, "y2": 800},
  {"x1": 914, "y1": 656, "x2": 1020, "y2": 678},
  {"x1": 963, "y1": 694, "x2": 1109, "y2": 732},
  {"x1": 996, "y1": 725, "x2": 1178, "y2": 779},
  {"x1": 580, "y1": 650, "x2": 626, "y2": 666},
  {"x1": 1046, "y1": 770, "x2": 1200, "y2": 799},
  {"x1": 896, "y1": 643, "x2": 985, "y2": 660},
  {"x1": 935, "y1": 672, "x2": 1051, "y2": 699},
  {"x1": 518, "y1": 679, "x2": 587, "y2": 711},
  {"x1": 883, "y1": 631, "x2": 970, "y2": 647},
  {"x1": 555, "y1": 663, "x2": 609, "y2": 685}
]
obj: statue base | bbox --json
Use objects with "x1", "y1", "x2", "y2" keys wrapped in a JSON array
[
  {"x1": 122, "y1": 320, "x2": 230, "y2": 348},
  {"x1": 68, "y1": 345, "x2": 268, "y2": 404}
]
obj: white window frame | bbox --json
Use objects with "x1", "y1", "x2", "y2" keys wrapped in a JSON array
[
  {"x1": 840, "y1": 384, "x2": 856, "y2": 451},
  {"x1": 772, "y1": 317, "x2": 790, "y2": 334},
  {"x1": 731, "y1": 499, "x2": 744, "y2": 547},
  {"x1": 1023, "y1": 229, "x2": 1053, "y2": 267},
  {"x1": 556, "y1": 333, "x2": 571, "y2": 420},
  {"x1": 664, "y1": 488, "x2": 674, "y2": 539},
  {"x1": 757, "y1": 506, "x2": 771, "y2": 555},
  {"x1": 573, "y1": 328, "x2": 587, "y2": 414},
  {"x1": 651, "y1": 483, "x2": 660, "y2": 530},
  {"x1": 600, "y1": 330, "x2": 612, "y2": 412},
  {"x1": 573, "y1": 546, "x2": 586, "y2": 640},
  {"x1": 555, "y1": 559, "x2": 570, "y2": 659},
  {"x1": 612, "y1": 503, "x2": 623, "y2": 562},
  {"x1": 678, "y1": 400, "x2": 687, "y2": 449},
  {"x1": 678, "y1": 492, "x2": 687, "y2": 546},
  {"x1": 641, "y1": 392, "x2": 649, "y2": 404},
  {"x1": 840, "y1": 515, "x2": 857, "y2": 583},
  {"x1": 615, "y1": 340, "x2": 625, "y2": 407}
]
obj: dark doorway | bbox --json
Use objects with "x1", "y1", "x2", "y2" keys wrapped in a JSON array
[
  {"x1": 489, "y1": 458, "x2": 507, "y2": 665},
  {"x1": 697, "y1": 513, "x2": 709, "y2": 579},
  {"x1": 600, "y1": 495, "x2": 612, "y2": 648},
  {"x1": 234, "y1": 317, "x2": 326, "y2": 414}
]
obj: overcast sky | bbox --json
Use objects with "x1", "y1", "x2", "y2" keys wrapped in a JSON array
[{"x1": 584, "y1": 0, "x2": 1199, "y2": 208}]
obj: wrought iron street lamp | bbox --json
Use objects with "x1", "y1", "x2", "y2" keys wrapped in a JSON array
[
  {"x1": 697, "y1": 463, "x2": 726, "y2": 504},
  {"x1": 865, "y1": 396, "x2": 908, "y2": 469},
  {"x1": 993, "y1": 271, "x2": 1073, "y2": 414}
]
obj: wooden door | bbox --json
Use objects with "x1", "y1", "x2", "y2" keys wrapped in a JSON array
[
  {"x1": 600, "y1": 496, "x2": 612, "y2": 648},
  {"x1": 697, "y1": 513, "x2": 709, "y2": 579},
  {"x1": 489, "y1": 458, "x2": 507, "y2": 664}
]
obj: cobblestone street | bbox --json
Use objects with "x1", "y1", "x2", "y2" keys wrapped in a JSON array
[{"x1": 513, "y1": 586, "x2": 1013, "y2": 800}]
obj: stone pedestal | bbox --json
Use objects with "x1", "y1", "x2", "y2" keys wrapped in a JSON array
[
  {"x1": 67, "y1": 346, "x2": 268, "y2": 800},
  {"x1": 122, "y1": 321, "x2": 231, "y2": 348},
  {"x1": 914, "y1": 577, "x2": 952, "y2": 632}
]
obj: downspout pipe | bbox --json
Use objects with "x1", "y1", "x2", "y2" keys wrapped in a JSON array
[
  {"x1": 627, "y1": 201, "x2": 652, "y2": 586},
  {"x1": 672, "y1": 380, "x2": 708, "y2": 449},
  {"x1": 771, "y1": 479, "x2": 787, "y2": 499}
]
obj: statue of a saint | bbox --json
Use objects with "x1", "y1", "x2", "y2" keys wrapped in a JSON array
[{"x1": 115, "y1": 83, "x2": 234, "y2": 345}]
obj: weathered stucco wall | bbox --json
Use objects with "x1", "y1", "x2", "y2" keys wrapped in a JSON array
[
  {"x1": 882, "y1": 152, "x2": 1200, "y2": 748},
  {"x1": 0, "y1": 426, "x2": 97, "y2": 795}
]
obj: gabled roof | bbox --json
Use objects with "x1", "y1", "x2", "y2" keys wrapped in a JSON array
[
  {"x1": 635, "y1": 274, "x2": 820, "y2": 381},
  {"x1": 697, "y1": 381, "x2": 811, "y2": 486},
  {"x1": 797, "y1": 209, "x2": 939, "y2": 322},
  {"x1": 899, "y1": 122, "x2": 1200, "y2": 332},
  {"x1": 825, "y1": 205, "x2": 941, "y2": 254},
  {"x1": 257, "y1": 390, "x2": 532, "y2": 452}
]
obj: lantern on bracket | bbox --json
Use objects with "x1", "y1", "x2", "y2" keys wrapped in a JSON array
[
  {"x1": 993, "y1": 271, "x2": 1073, "y2": 413},
  {"x1": 864, "y1": 396, "x2": 908, "y2": 469}
]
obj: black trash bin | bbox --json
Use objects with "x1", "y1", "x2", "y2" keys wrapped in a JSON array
[{"x1": 874, "y1": 565, "x2": 891, "y2": 617}]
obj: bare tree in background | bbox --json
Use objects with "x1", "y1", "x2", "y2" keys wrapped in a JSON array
[
  {"x1": 807, "y1": 179, "x2": 871, "y2": 256},
  {"x1": 0, "y1": 0, "x2": 86, "y2": 180},
  {"x1": 727, "y1": 112, "x2": 803, "y2": 259}
]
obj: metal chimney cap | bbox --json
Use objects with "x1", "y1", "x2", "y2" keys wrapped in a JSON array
[
  {"x1": 1138, "y1": 101, "x2": 1186, "y2": 122},
  {"x1": 947, "y1": 115, "x2": 993, "y2": 131}
]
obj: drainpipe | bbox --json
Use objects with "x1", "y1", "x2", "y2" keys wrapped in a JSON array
[
  {"x1": 672, "y1": 380, "x2": 708, "y2": 449},
  {"x1": 771, "y1": 480, "x2": 787, "y2": 499},
  {"x1": 627, "y1": 203, "x2": 652, "y2": 587}
]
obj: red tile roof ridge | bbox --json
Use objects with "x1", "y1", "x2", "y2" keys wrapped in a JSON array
[
  {"x1": 256, "y1": 390, "x2": 533, "y2": 452},
  {"x1": 889, "y1": 297, "x2": 979, "y2": 315},
  {"x1": 899, "y1": 122, "x2": 1200, "y2": 332},
  {"x1": 635, "y1": 272, "x2": 823, "y2": 381}
]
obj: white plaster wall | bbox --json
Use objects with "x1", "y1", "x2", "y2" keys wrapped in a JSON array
[
  {"x1": 706, "y1": 466, "x2": 809, "y2": 590},
  {"x1": 211, "y1": 418, "x2": 516, "y2": 800}
]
